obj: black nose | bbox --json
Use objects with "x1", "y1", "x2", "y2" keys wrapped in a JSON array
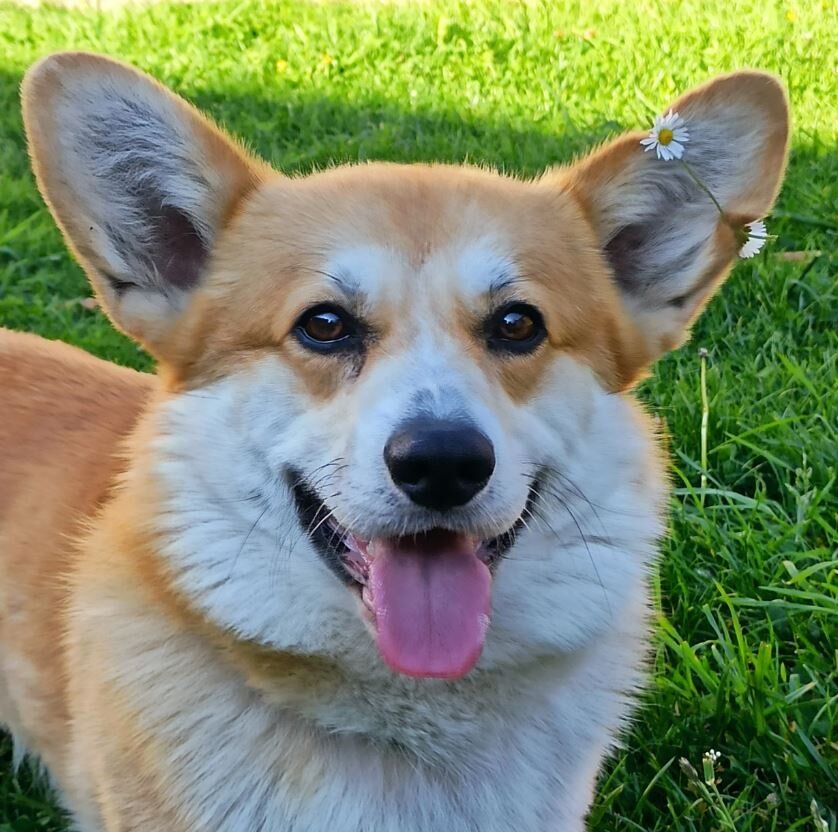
[{"x1": 384, "y1": 419, "x2": 495, "y2": 511}]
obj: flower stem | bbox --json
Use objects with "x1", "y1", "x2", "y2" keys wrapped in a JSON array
[
  {"x1": 698, "y1": 348, "x2": 709, "y2": 507},
  {"x1": 678, "y1": 159, "x2": 727, "y2": 218}
]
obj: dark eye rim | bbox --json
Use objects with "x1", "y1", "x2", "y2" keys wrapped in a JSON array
[
  {"x1": 294, "y1": 303, "x2": 365, "y2": 354},
  {"x1": 485, "y1": 302, "x2": 547, "y2": 354}
]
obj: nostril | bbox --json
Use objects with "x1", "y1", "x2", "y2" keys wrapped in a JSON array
[
  {"x1": 457, "y1": 435, "x2": 495, "y2": 486},
  {"x1": 392, "y1": 457, "x2": 427, "y2": 487},
  {"x1": 459, "y1": 456, "x2": 493, "y2": 486}
]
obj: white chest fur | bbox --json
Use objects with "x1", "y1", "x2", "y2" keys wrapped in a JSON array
[{"x1": 68, "y1": 577, "x2": 648, "y2": 832}]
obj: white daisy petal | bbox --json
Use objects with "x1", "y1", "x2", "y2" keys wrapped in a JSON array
[
  {"x1": 739, "y1": 238, "x2": 763, "y2": 258},
  {"x1": 640, "y1": 110, "x2": 690, "y2": 160},
  {"x1": 750, "y1": 220, "x2": 767, "y2": 237},
  {"x1": 739, "y1": 220, "x2": 769, "y2": 258}
]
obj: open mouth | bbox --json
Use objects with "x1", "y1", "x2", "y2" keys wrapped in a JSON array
[{"x1": 290, "y1": 472, "x2": 533, "y2": 680}]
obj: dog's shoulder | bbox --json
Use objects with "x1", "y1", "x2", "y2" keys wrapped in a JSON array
[
  {"x1": 0, "y1": 327, "x2": 152, "y2": 438},
  {"x1": 0, "y1": 327, "x2": 154, "y2": 522}
]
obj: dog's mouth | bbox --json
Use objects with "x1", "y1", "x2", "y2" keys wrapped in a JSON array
[{"x1": 290, "y1": 474, "x2": 532, "y2": 680}]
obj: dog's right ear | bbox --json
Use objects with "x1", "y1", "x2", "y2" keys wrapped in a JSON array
[{"x1": 22, "y1": 52, "x2": 265, "y2": 355}]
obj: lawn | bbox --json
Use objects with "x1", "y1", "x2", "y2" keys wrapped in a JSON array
[{"x1": 0, "y1": 0, "x2": 835, "y2": 828}]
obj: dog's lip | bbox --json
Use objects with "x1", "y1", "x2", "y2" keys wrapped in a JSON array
[{"x1": 288, "y1": 471, "x2": 536, "y2": 591}]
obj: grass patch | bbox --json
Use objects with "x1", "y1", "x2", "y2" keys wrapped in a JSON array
[{"x1": 0, "y1": 0, "x2": 834, "y2": 828}]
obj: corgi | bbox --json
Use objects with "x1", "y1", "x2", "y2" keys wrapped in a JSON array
[{"x1": 0, "y1": 53, "x2": 788, "y2": 831}]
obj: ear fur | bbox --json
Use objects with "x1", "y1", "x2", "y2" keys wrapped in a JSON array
[
  {"x1": 22, "y1": 52, "x2": 267, "y2": 354},
  {"x1": 557, "y1": 71, "x2": 790, "y2": 358}
]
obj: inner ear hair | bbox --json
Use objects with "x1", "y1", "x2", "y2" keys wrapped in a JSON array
[
  {"x1": 556, "y1": 71, "x2": 789, "y2": 362},
  {"x1": 22, "y1": 51, "x2": 265, "y2": 354},
  {"x1": 67, "y1": 88, "x2": 220, "y2": 294}
]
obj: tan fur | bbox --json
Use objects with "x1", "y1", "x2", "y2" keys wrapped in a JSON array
[
  {"x1": 0, "y1": 330, "x2": 151, "y2": 784},
  {"x1": 182, "y1": 165, "x2": 643, "y2": 398},
  {"x1": 1, "y1": 53, "x2": 789, "y2": 831}
]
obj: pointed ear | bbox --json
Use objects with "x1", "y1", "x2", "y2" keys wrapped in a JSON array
[
  {"x1": 559, "y1": 71, "x2": 789, "y2": 359},
  {"x1": 22, "y1": 52, "x2": 266, "y2": 355}
]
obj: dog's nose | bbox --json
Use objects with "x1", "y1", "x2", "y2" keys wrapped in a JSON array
[{"x1": 384, "y1": 419, "x2": 495, "y2": 511}]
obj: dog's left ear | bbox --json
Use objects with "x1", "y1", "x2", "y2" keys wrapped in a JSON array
[{"x1": 558, "y1": 71, "x2": 789, "y2": 362}]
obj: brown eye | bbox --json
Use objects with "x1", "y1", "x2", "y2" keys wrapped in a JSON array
[
  {"x1": 295, "y1": 304, "x2": 363, "y2": 353},
  {"x1": 487, "y1": 303, "x2": 546, "y2": 354},
  {"x1": 304, "y1": 310, "x2": 345, "y2": 342},
  {"x1": 498, "y1": 309, "x2": 535, "y2": 341}
]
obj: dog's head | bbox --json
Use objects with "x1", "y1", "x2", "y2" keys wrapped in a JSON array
[{"x1": 23, "y1": 54, "x2": 788, "y2": 682}]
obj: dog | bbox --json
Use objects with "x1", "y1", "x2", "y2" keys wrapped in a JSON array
[{"x1": 0, "y1": 52, "x2": 788, "y2": 831}]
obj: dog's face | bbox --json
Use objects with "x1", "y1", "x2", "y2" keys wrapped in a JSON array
[
  {"x1": 147, "y1": 167, "x2": 664, "y2": 680},
  {"x1": 23, "y1": 54, "x2": 788, "y2": 682}
]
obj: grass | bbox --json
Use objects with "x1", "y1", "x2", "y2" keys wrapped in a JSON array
[{"x1": 0, "y1": 0, "x2": 835, "y2": 828}]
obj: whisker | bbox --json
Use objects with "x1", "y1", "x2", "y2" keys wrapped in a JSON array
[
  {"x1": 542, "y1": 469, "x2": 609, "y2": 538},
  {"x1": 517, "y1": 476, "x2": 614, "y2": 617},
  {"x1": 226, "y1": 504, "x2": 270, "y2": 583},
  {"x1": 518, "y1": 460, "x2": 645, "y2": 519},
  {"x1": 552, "y1": 499, "x2": 612, "y2": 618}
]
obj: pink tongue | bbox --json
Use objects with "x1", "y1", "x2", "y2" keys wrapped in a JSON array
[{"x1": 367, "y1": 535, "x2": 491, "y2": 679}]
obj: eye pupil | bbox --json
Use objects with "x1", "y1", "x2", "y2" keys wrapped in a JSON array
[
  {"x1": 499, "y1": 310, "x2": 534, "y2": 340},
  {"x1": 487, "y1": 303, "x2": 545, "y2": 354},
  {"x1": 303, "y1": 310, "x2": 345, "y2": 342},
  {"x1": 295, "y1": 304, "x2": 363, "y2": 353}
]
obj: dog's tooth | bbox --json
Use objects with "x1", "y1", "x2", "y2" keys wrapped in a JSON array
[
  {"x1": 344, "y1": 533, "x2": 363, "y2": 553},
  {"x1": 361, "y1": 585, "x2": 374, "y2": 614}
]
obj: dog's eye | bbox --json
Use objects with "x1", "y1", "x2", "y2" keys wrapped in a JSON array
[
  {"x1": 303, "y1": 310, "x2": 345, "y2": 341},
  {"x1": 487, "y1": 304, "x2": 546, "y2": 353},
  {"x1": 295, "y1": 304, "x2": 360, "y2": 352}
]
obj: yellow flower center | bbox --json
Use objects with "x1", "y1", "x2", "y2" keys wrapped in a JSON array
[{"x1": 657, "y1": 128, "x2": 674, "y2": 145}]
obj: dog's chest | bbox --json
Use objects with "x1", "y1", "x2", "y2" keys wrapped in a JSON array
[
  {"x1": 163, "y1": 720, "x2": 563, "y2": 832},
  {"x1": 71, "y1": 595, "x2": 603, "y2": 832}
]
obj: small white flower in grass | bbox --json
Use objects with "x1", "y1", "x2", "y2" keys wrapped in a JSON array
[
  {"x1": 739, "y1": 219, "x2": 769, "y2": 258},
  {"x1": 640, "y1": 110, "x2": 690, "y2": 160},
  {"x1": 702, "y1": 749, "x2": 721, "y2": 785}
]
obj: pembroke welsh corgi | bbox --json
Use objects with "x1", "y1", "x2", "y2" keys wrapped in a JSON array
[{"x1": 0, "y1": 53, "x2": 788, "y2": 831}]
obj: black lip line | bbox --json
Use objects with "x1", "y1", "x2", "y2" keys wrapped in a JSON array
[
  {"x1": 287, "y1": 467, "x2": 540, "y2": 584},
  {"x1": 288, "y1": 469, "x2": 355, "y2": 587}
]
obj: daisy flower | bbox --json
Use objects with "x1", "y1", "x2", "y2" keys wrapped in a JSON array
[
  {"x1": 640, "y1": 110, "x2": 690, "y2": 160},
  {"x1": 739, "y1": 220, "x2": 768, "y2": 258}
]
